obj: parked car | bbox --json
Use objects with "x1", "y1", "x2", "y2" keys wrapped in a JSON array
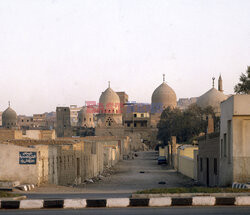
[{"x1": 158, "y1": 156, "x2": 167, "y2": 165}]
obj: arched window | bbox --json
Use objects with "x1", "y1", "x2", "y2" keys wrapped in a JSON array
[{"x1": 105, "y1": 117, "x2": 114, "y2": 127}]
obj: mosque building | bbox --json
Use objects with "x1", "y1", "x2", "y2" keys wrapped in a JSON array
[
  {"x1": 196, "y1": 75, "x2": 228, "y2": 115},
  {"x1": 2, "y1": 102, "x2": 18, "y2": 129}
]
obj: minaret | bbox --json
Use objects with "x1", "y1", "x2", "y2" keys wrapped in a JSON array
[{"x1": 218, "y1": 74, "x2": 223, "y2": 92}]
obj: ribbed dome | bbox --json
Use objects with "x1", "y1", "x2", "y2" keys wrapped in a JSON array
[
  {"x1": 151, "y1": 82, "x2": 177, "y2": 110},
  {"x1": 99, "y1": 87, "x2": 120, "y2": 114},
  {"x1": 196, "y1": 88, "x2": 228, "y2": 113},
  {"x1": 2, "y1": 107, "x2": 17, "y2": 128}
]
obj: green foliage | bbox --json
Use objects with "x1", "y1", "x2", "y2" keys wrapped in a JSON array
[
  {"x1": 136, "y1": 187, "x2": 250, "y2": 194},
  {"x1": 234, "y1": 66, "x2": 250, "y2": 94},
  {"x1": 157, "y1": 104, "x2": 217, "y2": 144},
  {"x1": 0, "y1": 191, "x2": 21, "y2": 198}
]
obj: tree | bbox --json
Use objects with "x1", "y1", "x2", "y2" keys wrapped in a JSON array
[
  {"x1": 234, "y1": 66, "x2": 250, "y2": 94},
  {"x1": 157, "y1": 104, "x2": 216, "y2": 145}
]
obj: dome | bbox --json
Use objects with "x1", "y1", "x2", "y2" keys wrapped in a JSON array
[
  {"x1": 196, "y1": 87, "x2": 228, "y2": 113},
  {"x1": 99, "y1": 87, "x2": 120, "y2": 114},
  {"x1": 151, "y1": 82, "x2": 177, "y2": 112},
  {"x1": 78, "y1": 107, "x2": 94, "y2": 127},
  {"x1": 2, "y1": 106, "x2": 17, "y2": 128}
]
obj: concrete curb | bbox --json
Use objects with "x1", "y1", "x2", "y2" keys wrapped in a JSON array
[{"x1": 0, "y1": 196, "x2": 249, "y2": 209}]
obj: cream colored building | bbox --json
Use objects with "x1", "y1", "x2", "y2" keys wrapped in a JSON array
[{"x1": 219, "y1": 94, "x2": 250, "y2": 185}]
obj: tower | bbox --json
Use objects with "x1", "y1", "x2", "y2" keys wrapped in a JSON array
[{"x1": 218, "y1": 75, "x2": 223, "y2": 92}]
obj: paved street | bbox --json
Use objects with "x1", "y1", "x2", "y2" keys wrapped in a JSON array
[
  {"x1": 25, "y1": 151, "x2": 194, "y2": 199},
  {"x1": 0, "y1": 207, "x2": 249, "y2": 215}
]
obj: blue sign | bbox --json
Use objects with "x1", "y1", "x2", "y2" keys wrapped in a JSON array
[{"x1": 19, "y1": 152, "x2": 37, "y2": 165}]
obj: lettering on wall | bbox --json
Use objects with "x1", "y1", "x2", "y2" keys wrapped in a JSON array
[{"x1": 19, "y1": 152, "x2": 37, "y2": 164}]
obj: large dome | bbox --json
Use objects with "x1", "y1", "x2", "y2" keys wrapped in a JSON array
[
  {"x1": 196, "y1": 88, "x2": 228, "y2": 114},
  {"x1": 151, "y1": 82, "x2": 177, "y2": 111},
  {"x1": 99, "y1": 87, "x2": 120, "y2": 114},
  {"x1": 2, "y1": 107, "x2": 17, "y2": 128}
]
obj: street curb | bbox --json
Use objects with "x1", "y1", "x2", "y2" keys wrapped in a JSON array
[{"x1": 0, "y1": 196, "x2": 249, "y2": 209}]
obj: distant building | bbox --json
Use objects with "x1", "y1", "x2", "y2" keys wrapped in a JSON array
[
  {"x1": 17, "y1": 115, "x2": 33, "y2": 129},
  {"x1": 56, "y1": 107, "x2": 71, "y2": 137},
  {"x1": 196, "y1": 76, "x2": 228, "y2": 115},
  {"x1": 2, "y1": 105, "x2": 18, "y2": 129},
  {"x1": 33, "y1": 113, "x2": 46, "y2": 128},
  {"x1": 69, "y1": 105, "x2": 82, "y2": 127}
]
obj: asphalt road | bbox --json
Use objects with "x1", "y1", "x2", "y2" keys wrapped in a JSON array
[{"x1": 0, "y1": 207, "x2": 249, "y2": 215}]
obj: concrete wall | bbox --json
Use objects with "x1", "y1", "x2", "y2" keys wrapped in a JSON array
[
  {"x1": 176, "y1": 145, "x2": 198, "y2": 179},
  {"x1": 220, "y1": 95, "x2": 250, "y2": 186},
  {"x1": 198, "y1": 134, "x2": 220, "y2": 187},
  {"x1": 0, "y1": 135, "x2": 131, "y2": 186}
]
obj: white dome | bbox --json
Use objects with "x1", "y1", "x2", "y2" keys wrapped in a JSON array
[
  {"x1": 99, "y1": 87, "x2": 120, "y2": 114},
  {"x1": 196, "y1": 88, "x2": 228, "y2": 113},
  {"x1": 151, "y1": 82, "x2": 177, "y2": 111}
]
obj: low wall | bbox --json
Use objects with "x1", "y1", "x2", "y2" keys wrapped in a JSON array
[{"x1": 178, "y1": 155, "x2": 195, "y2": 179}]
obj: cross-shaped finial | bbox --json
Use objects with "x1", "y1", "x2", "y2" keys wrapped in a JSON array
[
  {"x1": 108, "y1": 81, "x2": 110, "y2": 88},
  {"x1": 163, "y1": 74, "x2": 165, "y2": 82},
  {"x1": 212, "y1": 77, "x2": 215, "y2": 88},
  {"x1": 8, "y1": 101, "x2": 10, "y2": 107}
]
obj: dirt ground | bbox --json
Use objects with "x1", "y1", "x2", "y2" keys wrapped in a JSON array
[{"x1": 27, "y1": 151, "x2": 194, "y2": 194}]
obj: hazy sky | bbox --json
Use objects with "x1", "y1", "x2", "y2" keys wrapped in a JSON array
[{"x1": 0, "y1": 0, "x2": 250, "y2": 115}]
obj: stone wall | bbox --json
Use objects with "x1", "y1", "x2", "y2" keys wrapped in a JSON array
[
  {"x1": 0, "y1": 129, "x2": 23, "y2": 140},
  {"x1": 0, "y1": 135, "x2": 131, "y2": 186}
]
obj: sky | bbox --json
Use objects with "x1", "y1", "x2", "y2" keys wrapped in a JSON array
[{"x1": 0, "y1": 0, "x2": 250, "y2": 115}]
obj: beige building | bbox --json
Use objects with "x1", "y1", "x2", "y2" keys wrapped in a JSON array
[
  {"x1": 198, "y1": 95, "x2": 250, "y2": 187},
  {"x1": 95, "y1": 84, "x2": 124, "y2": 137},
  {"x1": 17, "y1": 115, "x2": 33, "y2": 129},
  {"x1": 33, "y1": 114, "x2": 46, "y2": 128},
  {"x1": 77, "y1": 106, "x2": 95, "y2": 128},
  {"x1": 219, "y1": 94, "x2": 250, "y2": 185}
]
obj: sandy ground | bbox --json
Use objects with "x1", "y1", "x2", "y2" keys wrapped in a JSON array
[{"x1": 25, "y1": 151, "x2": 194, "y2": 195}]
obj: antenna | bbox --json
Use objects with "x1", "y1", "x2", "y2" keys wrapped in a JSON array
[{"x1": 163, "y1": 74, "x2": 165, "y2": 82}]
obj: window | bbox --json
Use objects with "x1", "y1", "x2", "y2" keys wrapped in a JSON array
[
  {"x1": 214, "y1": 158, "x2": 217, "y2": 175},
  {"x1": 89, "y1": 118, "x2": 91, "y2": 122},
  {"x1": 227, "y1": 120, "x2": 232, "y2": 164},
  {"x1": 127, "y1": 123, "x2": 130, "y2": 127},
  {"x1": 223, "y1": 133, "x2": 227, "y2": 157},
  {"x1": 200, "y1": 158, "x2": 203, "y2": 171},
  {"x1": 141, "y1": 114, "x2": 144, "y2": 117},
  {"x1": 220, "y1": 139, "x2": 223, "y2": 158},
  {"x1": 134, "y1": 114, "x2": 137, "y2": 118},
  {"x1": 134, "y1": 122, "x2": 137, "y2": 127}
]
